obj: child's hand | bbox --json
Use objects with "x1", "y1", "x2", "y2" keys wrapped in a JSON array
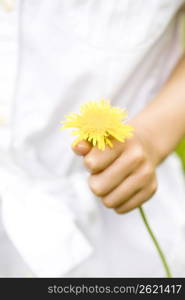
[{"x1": 72, "y1": 128, "x2": 158, "y2": 214}]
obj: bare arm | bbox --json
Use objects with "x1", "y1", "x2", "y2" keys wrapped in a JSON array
[
  {"x1": 73, "y1": 54, "x2": 185, "y2": 214},
  {"x1": 132, "y1": 54, "x2": 185, "y2": 165}
]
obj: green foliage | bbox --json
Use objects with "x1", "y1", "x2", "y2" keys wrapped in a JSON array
[{"x1": 176, "y1": 139, "x2": 185, "y2": 171}]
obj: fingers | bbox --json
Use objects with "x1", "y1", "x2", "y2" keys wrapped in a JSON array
[
  {"x1": 89, "y1": 162, "x2": 156, "y2": 209},
  {"x1": 72, "y1": 141, "x2": 92, "y2": 156},
  {"x1": 114, "y1": 181, "x2": 157, "y2": 214},
  {"x1": 72, "y1": 135, "x2": 158, "y2": 214},
  {"x1": 88, "y1": 145, "x2": 145, "y2": 195},
  {"x1": 100, "y1": 165, "x2": 152, "y2": 207},
  {"x1": 84, "y1": 140, "x2": 125, "y2": 173}
]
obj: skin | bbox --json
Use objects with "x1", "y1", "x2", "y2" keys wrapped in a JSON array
[{"x1": 73, "y1": 54, "x2": 185, "y2": 214}]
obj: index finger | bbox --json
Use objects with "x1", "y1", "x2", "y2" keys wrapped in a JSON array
[{"x1": 84, "y1": 139, "x2": 124, "y2": 174}]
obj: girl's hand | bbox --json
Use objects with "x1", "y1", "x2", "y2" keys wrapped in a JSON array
[
  {"x1": 72, "y1": 54, "x2": 185, "y2": 214},
  {"x1": 72, "y1": 124, "x2": 158, "y2": 214}
]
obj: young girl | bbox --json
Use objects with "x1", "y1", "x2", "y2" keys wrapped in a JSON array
[{"x1": 0, "y1": 0, "x2": 185, "y2": 277}]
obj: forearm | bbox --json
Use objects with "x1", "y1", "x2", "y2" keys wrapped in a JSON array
[{"x1": 132, "y1": 54, "x2": 185, "y2": 165}]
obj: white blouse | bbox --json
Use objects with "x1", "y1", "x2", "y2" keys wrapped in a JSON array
[{"x1": 0, "y1": 0, "x2": 185, "y2": 277}]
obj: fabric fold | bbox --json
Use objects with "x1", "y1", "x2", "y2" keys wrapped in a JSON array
[{"x1": 0, "y1": 167, "x2": 94, "y2": 277}]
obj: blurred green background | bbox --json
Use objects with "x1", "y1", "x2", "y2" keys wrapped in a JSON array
[
  {"x1": 177, "y1": 139, "x2": 185, "y2": 170},
  {"x1": 176, "y1": 15, "x2": 185, "y2": 171}
]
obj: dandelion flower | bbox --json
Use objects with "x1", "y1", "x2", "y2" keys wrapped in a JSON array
[
  {"x1": 60, "y1": 99, "x2": 134, "y2": 151},
  {"x1": 60, "y1": 98, "x2": 172, "y2": 278}
]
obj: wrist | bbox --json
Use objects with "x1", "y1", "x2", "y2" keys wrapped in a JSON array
[{"x1": 130, "y1": 117, "x2": 168, "y2": 166}]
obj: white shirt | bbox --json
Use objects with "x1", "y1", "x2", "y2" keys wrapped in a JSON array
[{"x1": 0, "y1": 0, "x2": 185, "y2": 277}]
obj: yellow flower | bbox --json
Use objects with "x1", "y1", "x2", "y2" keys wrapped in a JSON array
[{"x1": 60, "y1": 99, "x2": 134, "y2": 151}]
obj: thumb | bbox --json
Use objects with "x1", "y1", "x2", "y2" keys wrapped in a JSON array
[{"x1": 72, "y1": 140, "x2": 92, "y2": 156}]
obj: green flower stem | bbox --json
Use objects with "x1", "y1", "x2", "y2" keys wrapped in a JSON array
[{"x1": 139, "y1": 206, "x2": 172, "y2": 278}]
